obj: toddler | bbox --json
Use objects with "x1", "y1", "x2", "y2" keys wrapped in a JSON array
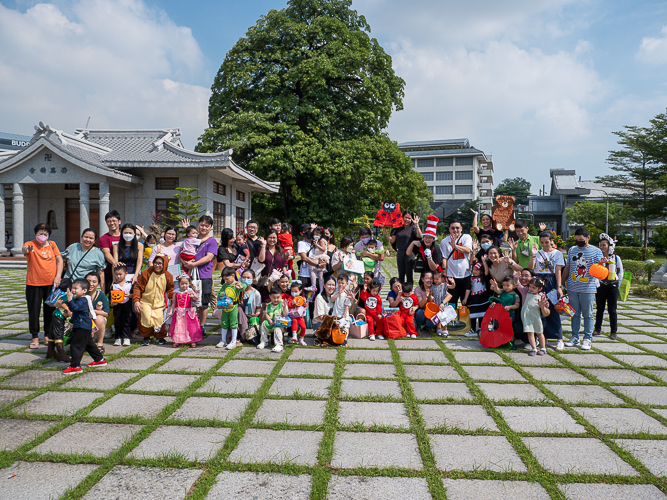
[
  {"x1": 260, "y1": 285, "x2": 288, "y2": 352},
  {"x1": 179, "y1": 225, "x2": 201, "y2": 266},
  {"x1": 111, "y1": 263, "x2": 134, "y2": 346},
  {"x1": 215, "y1": 267, "x2": 246, "y2": 350},
  {"x1": 464, "y1": 263, "x2": 490, "y2": 336},
  {"x1": 278, "y1": 223, "x2": 295, "y2": 279},
  {"x1": 47, "y1": 302, "x2": 71, "y2": 363},
  {"x1": 490, "y1": 277, "x2": 520, "y2": 320},
  {"x1": 288, "y1": 281, "x2": 308, "y2": 346},
  {"x1": 168, "y1": 274, "x2": 202, "y2": 348},
  {"x1": 240, "y1": 269, "x2": 262, "y2": 332},
  {"x1": 309, "y1": 228, "x2": 330, "y2": 292},
  {"x1": 236, "y1": 231, "x2": 251, "y2": 262},
  {"x1": 331, "y1": 273, "x2": 353, "y2": 334},
  {"x1": 522, "y1": 277, "x2": 551, "y2": 356},
  {"x1": 358, "y1": 239, "x2": 380, "y2": 274},
  {"x1": 399, "y1": 281, "x2": 419, "y2": 338},
  {"x1": 436, "y1": 278, "x2": 454, "y2": 337},
  {"x1": 360, "y1": 279, "x2": 384, "y2": 341}
]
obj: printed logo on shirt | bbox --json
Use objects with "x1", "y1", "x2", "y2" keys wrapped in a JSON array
[
  {"x1": 570, "y1": 252, "x2": 590, "y2": 283},
  {"x1": 401, "y1": 296, "x2": 414, "y2": 309},
  {"x1": 365, "y1": 296, "x2": 378, "y2": 310}
]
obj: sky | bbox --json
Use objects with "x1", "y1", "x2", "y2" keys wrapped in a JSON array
[{"x1": 1, "y1": 0, "x2": 667, "y2": 194}]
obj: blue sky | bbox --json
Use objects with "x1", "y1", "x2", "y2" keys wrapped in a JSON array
[{"x1": 1, "y1": 0, "x2": 667, "y2": 194}]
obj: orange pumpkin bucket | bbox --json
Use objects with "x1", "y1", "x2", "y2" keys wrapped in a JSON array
[
  {"x1": 424, "y1": 302, "x2": 439, "y2": 319},
  {"x1": 331, "y1": 327, "x2": 347, "y2": 345},
  {"x1": 458, "y1": 306, "x2": 470, "y2": 318},
  {"x1": 589, "y1": 263, "x2": 609, "y2": 280}
]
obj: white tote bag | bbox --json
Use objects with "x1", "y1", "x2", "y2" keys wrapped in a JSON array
[{"x1": 191, "y1": 266, "x2": 203, "y2": 308}]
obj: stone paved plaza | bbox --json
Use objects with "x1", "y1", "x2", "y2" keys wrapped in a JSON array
[{"x1": 0, "y1": 270, "x2": 666, "y2": 499}]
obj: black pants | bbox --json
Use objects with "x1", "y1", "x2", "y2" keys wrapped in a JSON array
[
  {"x1": 50, "y1": 314, "x2": 66, "y2": 341},
  {"x1": 26, "y1": 285, "x2": 54, "y2": 338},
  {"x1": 69, "y1": 328, "x2": 104, "y2": 367},
  {"x1": 595, "y1": 283, "x2": 619, "y2": 334},
  {"x1": 113, "y1": 301, "x2": 133, "y2": 340},
  {"x1": 396, "y1": 249, "x2": 414, "y2": 284},
  {"x1": 449, "y1": 277, "x2": 471, "y2": 308}
]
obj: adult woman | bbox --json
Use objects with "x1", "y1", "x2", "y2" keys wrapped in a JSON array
[
  {"x1": 297, "y1": 228, "x2": 325, "y2": 289},
  {"x1": 257, "y1": 229, "x2": 288, "y2": 298},
  {"x1": 149, "y1": 226, "x2": 182, "y2": 277},
  {"x1": 181, "y1": 216, "x2": 218, "y2": 331},
  {"x1": 483, "y1": 246, "x2": 522, "y2": 285},
  {"x1": 86, "y1": 272, "x2": 109, "y2": 353},
  {"x1": 112, "y1": 223, "x2": 143, "y2": 283},
  {"x1": 354, "y1": 227, "x2": 385, "y2": 282},
  {"x1": 313, "y1": 276, "x2": 336, "y2": 329},
  {"x1": 414, "y1": 271, "x2": 436, "y2": 333},
  {"x1": 384, "y1": 211, "x2": 421, "y2": 284},
  {"x1": 322, "y1": 227, "x2": 337, "y2": 281},
  {"x1": 472, "y1": 234, "x2": 494, "y2": 265},
  {"x1": 23, "y1": 223, "x2": 63, "y2": 349},
  {"x1": 406, "y1": 232, "x2": 443, "y2": 281},
  {"x1": 216, "y1": 228, "x2": 245, "y2": 271},
  {"x1": 133, "y1": 255, "x2": 174, "y2": 345},
  {"x1": 594, "y1": 234, "x2": 624, "y2": 340},
  {"x1": 61, "y1": 228, "x2": 107, "y2": 287},
  {"x1": 471, "y1": 209, "x2": 507, "y2": 247}
]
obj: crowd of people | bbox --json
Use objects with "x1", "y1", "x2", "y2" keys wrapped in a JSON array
[{"x1": 21, "y1": 206, "x2": 623, "y2": 373}]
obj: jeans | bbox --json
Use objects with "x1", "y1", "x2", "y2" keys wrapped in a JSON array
[
  {"x1": 595, "y1": 284, "x2": 618, "y2": 334},
  {"x1": 568, "y1": 291, "x2": 595, "y2": 342},
  {"x1": 415, "y1": 308, "x2": 435, "y2": 331}
]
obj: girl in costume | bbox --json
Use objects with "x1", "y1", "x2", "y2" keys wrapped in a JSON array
[
  {"x1": 132, "y1": 254, "x2": 174, "y2": 345},
  {"x1": 464, "y1": 262, "x2": 490, "y2": 334},
  {"x1": 594, "y1": 234, "x2": 624, "y2": 340},
  {"x1": 521, "y1": 277, "x2": 551, "y2": 356},
  {"x1": 288, "y1": 281, "x2": 308, "y2": 346},
  {"x1": 308, "y1": 228, "x2": 330, "y2": 293},
  {"x1": 260, "y1": 285, "x2": 289, "y2": 352},
  {"x1": 168, "y1": 274, "x2": 202, "y2": 348},
  {"x1": 215, "y1": 267, "x2": 247, "y2": 350}
]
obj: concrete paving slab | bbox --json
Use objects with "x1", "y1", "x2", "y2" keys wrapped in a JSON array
[
  {"x1": 338, "y1": 401, "x2": 410, "y2": 428},
  {"x1": 0, "y1": 461, "x2": 97, "y2": 500},
  {"x1": 170, "y1": 396, "x2": 250, "y2": 422},
  {"x1": 0, "y1": 339, "x2": 31, "y2": 350},
  {"x1": 82, "y1": 465, "x2": 201, "y2": 500},
  {"x1": 523, "y1": 437, "x2": 638, "y2": 475},
  {"x1": 218, "y1": 359, "x2": 277, "y2": 375},
  {"x1": 443, "y1": 479, "x2": 551, "y2": 500},
  {"x1": 613, "y1": 355, "x2": 667, "y2": 368},
  {"x1": 430, "y1": 435, "x2": 526, "y2": 472},
  {"x1": 14, "y1": 390, "x2": 102, "y2": 416},
  {"x1": 0, "y1": 419, "x2": 56, "y2": 450},
  {"x1": 592, "y1": 343, "x2": 644, "y2": 353},
  {"x1": 394, "y1": 339, "x2": 440, "y2": 349},
  {"x1": 410, "y1": 381, "x2": 473, "y2": 401},
  {"x1": 558, "y1": 483, "x2": 667, "y2": 500},
  {"x1": 347, "y1": 338, "x2": 391, "y2": 349},
  {"x1": 404, "y1": 365, "x2": 461, "y2": 380},
  {"x1": 615, "y1": 439, "x2": 667, "y2": 476},
  {"x1": 346, "y1": 349, "x2": 394, "y2": 362},
  {"x1": 340, "y1": 379, "x2": 402, "y2": 399},
  {"x1": 463, "y1": 365, "x2": 525, "y2": 381},
  {"x1": 584, "y1": 368, "x2": 652, "y2": 384},
  {"x1": 576, "y1": 407, "x2": 667, "y2": 435},
  {"x1": 505, "y1": 352, "x2": 562, "y2": 366},
  {"x1": 332, "y1": 431, "x2": 422, "y2": 469},
  {"x1": 646, "y1": 370, "x2": 667, "y2": 382},
  {"x1": 0, "y1": 367, "x2": 15, "y2": 377},
  {"x1": 640, "y1": 327, "x2": 667, "y2": 334},
  {"x1": 289, "y1": 348, "x2": 338, "y2": 361},
  {"x1": 453, "y1": 351, "x2": 504, "y2": 364},
  {"x1": 254, "y1": 399, "x2": 327, "y2": 425},
  {"x1": 398, "y1": 350, "x2": 448, "y2": 364},
  {"x1": 1, "y1": 370, "x2": 63, "y2": 388},
  {"x1": 130, "y1": 425, "x2": 231, "y2": 461},
  {"x1": 157, "y1": 357, "x2": 219, "y2": 373},
  {"x1": 0, "y1": 388, "x2": 33, "y2": 408},
  {"x1": 280, "y1": 361, "x2": 334, "y2": 377},
  {"x1": 558, "y1": 354, "x2": 621, "y2": 367},
  {"x1": 127, "y1": 373, "x2": 198, "y2": 392},
  {"x1": 268, "y1": 377, "x2": 330, "y2": 398},
  {"x1": 207, "y1": 471, "x2": 312, "y2": 500},
  {"x1": 105, "y1": 356, "x2": 161, "y2": 371},
  {"x1": 443, "y1": 340, "x2": 491, "y2": 350},
  {"x1": 34, "y1": 422, "x2": 142, "y2": 457},
  {"x1": 544, "y1": 384, "x2": 624, "y2": 405},
  {"x1": 477, "y1": 383, "x2": 549, "y2": 402},
  {"x1": 522, "y1": 366, "x2": 590, "y2": 382},
  {"x1": 232, "y1": 347, "x2": 284, "y2": 359},
  {"x1": 638, "y1": 343, "x2": 667, "y2": 353},
  {"x1": 0, "y1": 351, "x2": 44, "y2": 366},
  {"x1": 178, "y1": 346, "x2": 234, "y2": 357},
  {"x1": 343, "y1": 363, "x2": 397, "y2": 379},
  {"x1": 62, "y1": 371, "x2": 136, "y2": 390},
  {"x1": 89, "y1": 394, "x2": 176, "y2": 418},
  {"x1": 125, "y1": 345, "x2": 172, "y2": 356},
  {"x1": 329, "y1": 475, "x2": 431, "y2": 500},
  {"x1": 197, "y1": 376, "x2": 264, "y2": 395},
  {"x1": 420, "y1": 404, "x2": 498, "y2": 431},
  {"x1": 229, "y1": 429, "x2": 322, "y2": 465},
  {"x1": 613, "y1": 386, "x2": 667, "y2": 406},
  {"x1": 616, "y1": 334, "x2": 665, "y2": 343},
  {"x1": 497, "y1": 406, "x2": 586, "y2": 433}
]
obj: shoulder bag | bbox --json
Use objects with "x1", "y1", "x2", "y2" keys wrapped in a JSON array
[{"x1": 59, "y1": 246, "x2": 93, "y2": 291}]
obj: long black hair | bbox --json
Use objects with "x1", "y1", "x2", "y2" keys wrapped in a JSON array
[
  {"x1": 220, "y1": 228, "x2": 235, "y2": 248},
  {"x1": 119, "y1": 223, "x2": 138, "y2": 263}
]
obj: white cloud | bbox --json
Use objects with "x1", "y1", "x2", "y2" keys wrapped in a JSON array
[
  {"x1": 0, "y1": 0, "x2": 210, "y2": 148},
  {"x1": 638, "y1": 25, "x2": 667, "y2": 65}
]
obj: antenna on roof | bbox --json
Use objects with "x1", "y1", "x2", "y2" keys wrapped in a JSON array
[{"x1": 85, "y1": 117, "x2": 91, "y2": 129}]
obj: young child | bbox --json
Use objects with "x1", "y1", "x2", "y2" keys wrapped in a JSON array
[
  {"x1": 168, "y1": 274, "x2": 202, "y2": 348},
  {"x1": 179, "y1": 225, "x2": 201, "y2": 267},
  {"x1": 215, "y1": 267, "x2": 246, "y2": 350},
  {"x1": 240, "y1": 269, "x2": 262, "y2": 334},
  {"x1": 57, "y1": 279, "x2": 106, "y2": 374},
  {"x1": 142, "y1": 234, "x2": 157, "y2": 271},
  {"x1": 358, "y1": 239, "x2": 380, "y2": 274},
  {"x1": 360, "y1": 279, "x2": 384, "y2": 341},
  {"x1": 464, "y1": 263, "x2": 490, "y2": 336},
  {"x1": 236, "y1": 231, "x2": 251, "y2": 262},
  {"x1": 490, "y1": 277, "x2": 520, "y2": 321},
  {"x1": 309, "y1": 228, "x2": 330, "y2": 292},
  {"x1": 47, "y1": 301, "x2": 72, "y2": 363},
  {"x1": 435, "y1": 278, "x2": 454, "y2": 337},
  {"x1": 331, "y1": 273, "x2": 353, "y2": 332},
  {"x1": 111, "y1": 264, "x2": 134, "y2": 346},
  {"x1": 522, "y1": 277, "x2": 551, "y2": 356},
  {"x1": 260, "y1": 285, "x2": 289, "y2": 352},
  {"x1": 288, "y1": 281, "x2": 307, "y2": 346},
  {"x1": 278, "y1": 222, "x2": 295, "y2": 279},
  {"x1": 399, "y1": 281, "x2": 419, "y2": 338}
]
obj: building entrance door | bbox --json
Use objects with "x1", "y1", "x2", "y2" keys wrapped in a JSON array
[{"x1": 65, "y1": 199, "x2": 99, "y2": 246}]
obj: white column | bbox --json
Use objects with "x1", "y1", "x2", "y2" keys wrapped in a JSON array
[
  {"x1": 11, "y1": 183, "x2": 23, "y2": 254},
  {"x1": 99, "y1": 181, "x2": 110, "y2": 235},
  {"x1": 79, "y1": 182, "x2": 90, "y2": 232},
  {"x1": 0, "y1": 185, "x2": 6, "y2": 253},
  {"x1": 247, "y1": 191, "x2": 252, "y2": 221}
]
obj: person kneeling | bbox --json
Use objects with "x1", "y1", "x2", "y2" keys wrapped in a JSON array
[{"x1": 260, "y1": 286, "x2": 288, "y2": 352}]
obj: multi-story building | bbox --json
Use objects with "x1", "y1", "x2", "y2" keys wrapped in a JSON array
[{"x1": 398, "y1": 139, "x2": 494, "y2": 219}]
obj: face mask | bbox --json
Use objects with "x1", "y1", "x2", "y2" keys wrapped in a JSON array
[
  {"x1": 241, "y1": 278, "x2": 253, "y2": 286},
  {"x1": 314, "y1": 235, "x2": 320, "y2": 242},
  {"x1": 147, "y1": 243, "x2": 155, "y2": 248},
  {"x1": 575, "y1": 240, "x2": 587, "y2": 248},
  {"x1": 481, "y1": 242, "x2": 492, "y2": 250},
  {"x1": 291, "y1": 291, "x2": 300, "y2": 296},
  {"x1": 36, "y1": 234, "x2": 49, "y2": 243},
  {"x1": 122, "y1": 234, "x2": 134, "y2": 242},
  {"x1": 361, "y1": 237, "x2": 370, "y2": 245},
  {"x1": 347, "y1": 245, "x2": 354, "y2": 253}
]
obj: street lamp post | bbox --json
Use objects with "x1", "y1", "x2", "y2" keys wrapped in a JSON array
[{"x1": 597, "y1": 188, "x2": 610, "y2": 235}]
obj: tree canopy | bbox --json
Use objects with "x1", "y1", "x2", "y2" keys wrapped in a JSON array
[
  {"x1": 565, "y1": 200, "x2": 632, "y2": 237},
  {"x1": 494, "y1": 177, "x2": 531, "y2": 206},
  {"x1": 197, "y1": 0, "x2": 430, "y2": 227}
]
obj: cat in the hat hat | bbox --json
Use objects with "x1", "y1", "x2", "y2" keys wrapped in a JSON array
[{"x1": 407, "y1": 215, "x2": 443, "y2": 273}]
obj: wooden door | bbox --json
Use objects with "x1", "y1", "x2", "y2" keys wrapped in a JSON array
[{"x1": 65, "y1": 199, "x2": 100, "y2": 246}]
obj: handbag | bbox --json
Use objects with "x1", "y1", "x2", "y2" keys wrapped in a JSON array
[
  {"x1": 59, "y1": 246, "x2": 93, "y2": 291},
  {"x1": 619, "y1": 271, "x2": 632, "y2": 301},
  {"x1": 349, "y1": 314, "x2": 368, "y2": 339},
  {"x1": 384, "y1": 312, "x2": 407, "y2": 339},
  {"x1": 190, "y1": 266, "x2": 203, "y2": 308}
]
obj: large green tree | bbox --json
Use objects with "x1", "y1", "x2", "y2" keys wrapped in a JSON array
[
  {"x1": 494, "y1": 177, "x2": 531, "y2": 206},
  {"x1": 564, "y1": 200, "x2": 632, "y2": 237},
  {"x1": 197, "y1": 0, "x2": 430, "y2": 227}
]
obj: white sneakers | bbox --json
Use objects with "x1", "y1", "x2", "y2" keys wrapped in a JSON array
[
  {"x1": 410, "y1": 334, "x2": 417, "y2": 339},
  {"x1": 113, "y1": 339, "x2": 121, "y2": 346},
  {"x1": 377, "y1": 335, "x2": 385, "y2": 340},
  {"x1": 216, "y1": 341, "x2": 226, "y2": 348},
  {"x1": 564, "y1": 337, "x2": 592, "y2": 350},
  {"x1": 464, "y1": 329, "x2": 478, "y2": 338},
  {"x1": 581, "y1": 339, "x2": 592, "y2": 350},
  {"x1": 272, "y1": 344, "x2": 283, "y2": 352},
  {"x1": 225, "y1": 343, "x2": 236, "y2": 350},
  {"x1": 556, "y1": 340, "x2": 564, "y2": 351},
  {"x1": 369, "y1": 334, "x2": 376, "y2": 341},
  {"x1": 564, "y1": 337, "x2": 580, "y2": 348},
  {"x1": 257, "y1": 342, "x2": 266, "y2": 349}
]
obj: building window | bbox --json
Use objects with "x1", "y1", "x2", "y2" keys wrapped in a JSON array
[
  {"x1": 436, "y1": 171, "x2": 453, "y2": 181},
  {"x1": 455, "y1": 185, "x2": 473, "y2": 194},
  {"x1": 155, "y1": 177, "x2": 179, "y2": 190},
  {"x1": 65, "y1": 184, "x2": 79, "y2": 190},
  {"x1": 455, "y1": 171, "x2": 473, "y2": 180},
  {"x1": 213, "y1": 182, "x2": 226, "y2": 195},
  {"x1": 422, "y1": 172, "x2": 434, "y2": 182},
  {"x1": 436, "y1": 186, "x2": 453, "y2": 195},
  {"x1": 213, "y1": 202, "x2": 226, "y2": 236},
  {"x1": 155, "y1": 199, "x2": 177, "y2": 223},
  {"x1": 436, "y1": 157, "x2": 453, "y2": 166},
  {"x1": 236, "y1": 207, "x2": 245, "y2": 234},
  {"x1": 456, "y1": 157, "x2": 474, "y2": 166},
  {"x1": 236, "y1": 190, "x2": 246, "y2": 202},
  {"x1": 416, "y1": 159, "x2": 432, "y2": 168},
  {"x1": 426, "y1": 186, "x2": 434, "y2": 194}
]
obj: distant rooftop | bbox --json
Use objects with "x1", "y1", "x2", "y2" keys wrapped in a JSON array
[
  {"x1": 0, "y1": 131, "x2": 32, "y2": 151},
  {"x1": 398, "y1": 139, "x2": 470, "y2": 149},
  {"x1": 398, "y1": 138, "x2": 489, "y2": 160}
]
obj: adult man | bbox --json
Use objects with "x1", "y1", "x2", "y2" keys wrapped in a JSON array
[
  {"x1": 512, "y1": 220, "x2": 541, "y2": 269},
  {"x1": 440, "y1": 219, "x2": 472, "y2": 308},
  {"x1": 98, "y1": 210, "x2": 122, "y2": 293},
  {"x1": 269, "y1": 218, "x2": 281, "y2": 233},
  {"x1": 297, "y1": 224, "x2": 325, "y2": 289},
  {"x1": 563, "y1": 227, "x2": 603, "y2": 351},
  {"x1": 245, "y1": 219, "x2": 262, "y2": 262}
]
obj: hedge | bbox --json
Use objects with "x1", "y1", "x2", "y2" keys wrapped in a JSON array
[
  {"x1": 623, "y1": 259, "x2": 662, "y2": 282},
  {"x1": 613, "y1": 246, "x2": 655, "y2": 260},
  {"x1": 632, "y1": 284, "x2": 667, "y2": 301}
]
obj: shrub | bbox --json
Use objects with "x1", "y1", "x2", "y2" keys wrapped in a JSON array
[
  {"x1": 649, "y1": 225, "x2": 667, "y2": 256},
  {"x1": 632, "y1": 285, "x2": 667, "y2": 302},
  {"x1": 623, "y1": 259, "x2": 661, "y2": 282},
  {"x1": 614, "y1": 246, "x2": 655, "y2": 261}
]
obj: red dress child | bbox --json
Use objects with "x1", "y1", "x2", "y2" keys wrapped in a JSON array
[
  {"x1": 360, "y1": 289, "x2": 384, "y2": 337},
  {"x1": 398, "y1": 293, "x2": 418, "y2": 336},
  {"x1": 278, "y1": 233, "x2": 295, "y2": 279}
]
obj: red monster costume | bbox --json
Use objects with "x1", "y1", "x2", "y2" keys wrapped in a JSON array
[
  {"x1": 278, "y1": 233, "x2": 294, "y2": 279},
  {"x1": 398, "y1": 292, "x2": 418, "y2": 336},
  {"x1": 373, "y1": 201, "x2": 404, "y2": 228},
  {"x1": 360, "y1": 289, "x2": 385, "y2": 337}
]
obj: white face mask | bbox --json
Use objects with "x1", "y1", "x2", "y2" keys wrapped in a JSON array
[
  {"x1": 122, "y1": 233, "x2": 134, "y2": 242},
  {"x1": 291, "y1": 291, "x2": 300, "y2": 296}
]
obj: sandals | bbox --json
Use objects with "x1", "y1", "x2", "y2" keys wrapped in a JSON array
[
  {"x1": 97, "y1": 345, "x2": 105, "y2": 355},
  {"x1": 29, "y1": 339, "x2": 40, "y2": 349}
]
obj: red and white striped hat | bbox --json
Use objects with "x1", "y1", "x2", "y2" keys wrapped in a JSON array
[{"x1": 424, "y1": 215, "x2": 439, "y2": 240}]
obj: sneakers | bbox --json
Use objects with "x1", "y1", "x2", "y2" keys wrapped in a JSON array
[
  {"x1": 564, "y1": 337, "x2": 580, "y2": 348},
  {"x1": 410, "y1": 334, "x2": 417, "y2": 339},
  {"x1": 581, "y1": 339, "x2": 592, "y2": 350},
  {"x1": 113, "y1": 339, "x2": 122, "y2": 346},
  {"x1": 528, "y1": 349, "x2": 537, "y2": 356},
  {"x1": 216, "y1": 341, "x2": 226, "y2": 348},
  {"x1": 610, "y1": 333, "x2": 618, "y2": 340},
  {"x1": 464, "y1": 329, "x2": 478, "y2": 338},
  {"x1": 524, "y1": 344, "x2": 533, "y2": 351},
  {"x1": 257, "y1": 342, "x2": 266, "y2": 350},
  {"x1": 369, "y1": 334, "x2": 376, "y2": 341},
  {"x1": 225, "y1": 343, "x2": 236, "y2": 350},
  {"x1": 157, "y1": 338, "x2": 167, "y2": 345},
  {"x1": 271, "y1": 344, "x2": 283, "y2": 352},
  {"x1": 537, "y1": 348, "x2": 547, "y2": 356},
  {"x1": 556, "y1": 340, "x2": 564, "y2": 351},
  {"x1": 122, "y1": 338, "x2": 131, "y2": 346},
  {"x1": 299, "y1": 339, "x2": 307, "y2": 347},
  {"x1": 104, "y1": 327, "x2": 114, "y2": 339},
  {"x1": 592, "y1": 330, "x2": 602, "y2": 336},
  {"x1": 441, "y1": 330, "x2": 449, "y2": 338},
  {"x1": 377, "y1": 335, "x2": 385, "y2": 340},
  {"x1": 141, "y1": 338, "x2": 150, "y2": 346},
  {"x1": 290, "y1": 336, "x2": 298, "y2": 344},
  {"x1": 87, "y1": 359, "x2": 107, "y2": 367},
  {"x1": 62, "y1": 366, "x2": 82, "y2": 374}
]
